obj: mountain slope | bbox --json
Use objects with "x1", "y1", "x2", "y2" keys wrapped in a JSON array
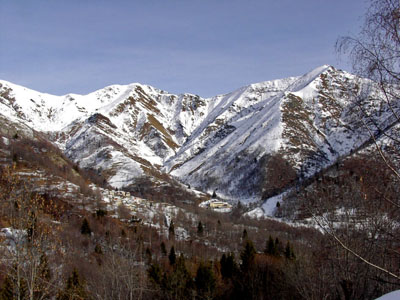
[
  {"x1": 165, "y1": 66, "x2": 398, "y2": 202},
  {"x1": 1, "y1": 65, "x2": 397, "y2": 203},
  {"x1": 0, "y1": 80, "x2": 211, "y2": 187}
]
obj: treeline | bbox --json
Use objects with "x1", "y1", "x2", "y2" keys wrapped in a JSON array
[
  {"x1": 0, "y1": 163, "x2": 398, "y2": 299},
  {"x1": 148, "y1": 238, "x2": 299, "y2": 300}
]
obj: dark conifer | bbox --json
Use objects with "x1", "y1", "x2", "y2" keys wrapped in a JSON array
[
  {"x1": 242, "y1": 229, "x2": 248, "y2": 240},
  {"x1": 168, "y1": 221, "x2": 175, "y2": 240},
  {"x1": 146, "y1": 247, "x2": 152, "y2": 264},
  {"x1": 57, "y1": 269, "x2": 88, "y2": 300},
  {"x1": 284, "y1": 241, "x2": 296, "y2": 260},
  {"x1": 220, "y1": 252, "x2": 237, "y2": 279},
  {"x1": 148, "y1": 263, "x2": 163, "y2": 285},
  {"x1": 160, "y1": 241, "x2": 167, "y2": 256},
  {"x1": 240, "y1": 239, "x2": 256, "y2": 273},
  {"x1": 275, "y1": 237, "x2": 281, "y2": 255},
  {"x1": 265, "y1": 235, "x2": 276, "y2": 255},
  {"x1": 169, "y1": 246, "x2": 176, "y2": 265},
  {"x1": 94, "y1": 244, "x2": 102, "y2": 254},
  {"x1": 166, "y1": 254, "x2": 194, "y2": 299},
  {"x1": 195, "y1": 262, "x2": 216, "y2": 299},
  {"x1": 197, "y1": 221, "x2": 204, "y2": 236},
  {"x1": 80, "y1": 218, "x2": 91, "y2": 235}
]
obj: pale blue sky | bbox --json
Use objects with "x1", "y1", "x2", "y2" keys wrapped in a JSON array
[{"x1": 0, "y1": 0, "x2": 368, "y2": 97}]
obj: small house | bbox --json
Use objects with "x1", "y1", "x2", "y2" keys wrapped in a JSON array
[{"x1": 210, "y1": 201, "x2": 232, "y2": 209}]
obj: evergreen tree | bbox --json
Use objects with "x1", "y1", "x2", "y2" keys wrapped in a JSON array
[
  {"x1": 220, "y1": 254, "x2": 226, "y2": 272},
  {"x1": 242, "y1": 229, "x2": 248, "y2": 240},
  {"x1": 195, "y1": 262, "x2": 216, "y2": 299},
  {"x1": 168, "y1": 221, "x2": 175, "y2": 241},
  {"x1": 146, "y1": 247, "x2": 152, "y2": 265},
  {"x1": 197, "y1": 221, "x2": 204, "y2": 236},
  {"x1": 148, "y1": 263, "x2": 163, "y2": 285},
  {"x1": 240, "y1": 239, "x2": 256, "y2": 273},
  {"x1": 160, "y1": 241, "x2": 167, "y2": 256},
  {"x1": 284, "y1": 241, "x2": 291, "y2": 259},
  {"x1": 57, "y1": 269, "x2": 88, "y2": 300},
  {"x1": 169, "y1": 246, "x2": 176, "y2": 265},
  {"x1": 220, "y1": 252, "x2": 237, "y2": 279},
  {"x1": 275, "y1": 237, "x2": 281, "y2": 255},
  {"x1": 95, "y1": 208, "x2": 107, "y2": 218},
  {"x1": 265, "y1": 235, "x2": 276, "y2": 256},
  {"x1": 94, "y1": 244, "x2": 102, "y2": 254},
  {"x1": 161, "y1": 254, "x2": 194, "y2": 299},
  {"x1": 284, "y1": 241, "x2": 296, "y2": 260},
  {"x1": 80, "y1": 218, "x2": 92, "y2": 235}
]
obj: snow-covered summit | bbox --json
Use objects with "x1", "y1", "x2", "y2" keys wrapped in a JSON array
[
  {"x1": 0, "y1": 80, "x2": 170, "y2": 132},
  {"x1": 0, "y1": 65, "x2": 393, "y2": 202}
]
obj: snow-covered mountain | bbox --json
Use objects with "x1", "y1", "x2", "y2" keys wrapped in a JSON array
[
  {"x1": 0, "y1": 79, "x2": 210, "y2": 188},
  {"x1": 0, "y1": 65, "x2": 397, "y2": 203}
]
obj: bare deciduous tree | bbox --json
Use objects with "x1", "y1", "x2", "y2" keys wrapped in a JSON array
[
  {"x1": 0, "y1": 166, "x2": 62, "y2": 300},
  {"x1": 317, "y1": 0, "x2": 400, "y2": 283}
]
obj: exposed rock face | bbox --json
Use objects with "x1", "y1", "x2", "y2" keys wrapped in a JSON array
[{"x1": 1, "y1": 65, "x2": 398, "y2": 202}]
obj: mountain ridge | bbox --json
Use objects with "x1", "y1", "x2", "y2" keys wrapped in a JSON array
[{"x1": 1, "y1": 65, "x2": 396, "y2": 208}]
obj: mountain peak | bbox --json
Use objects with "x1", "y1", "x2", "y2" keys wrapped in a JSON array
[{"x1": 1, "y1": 65, "x2": 385, "y2": 204}]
